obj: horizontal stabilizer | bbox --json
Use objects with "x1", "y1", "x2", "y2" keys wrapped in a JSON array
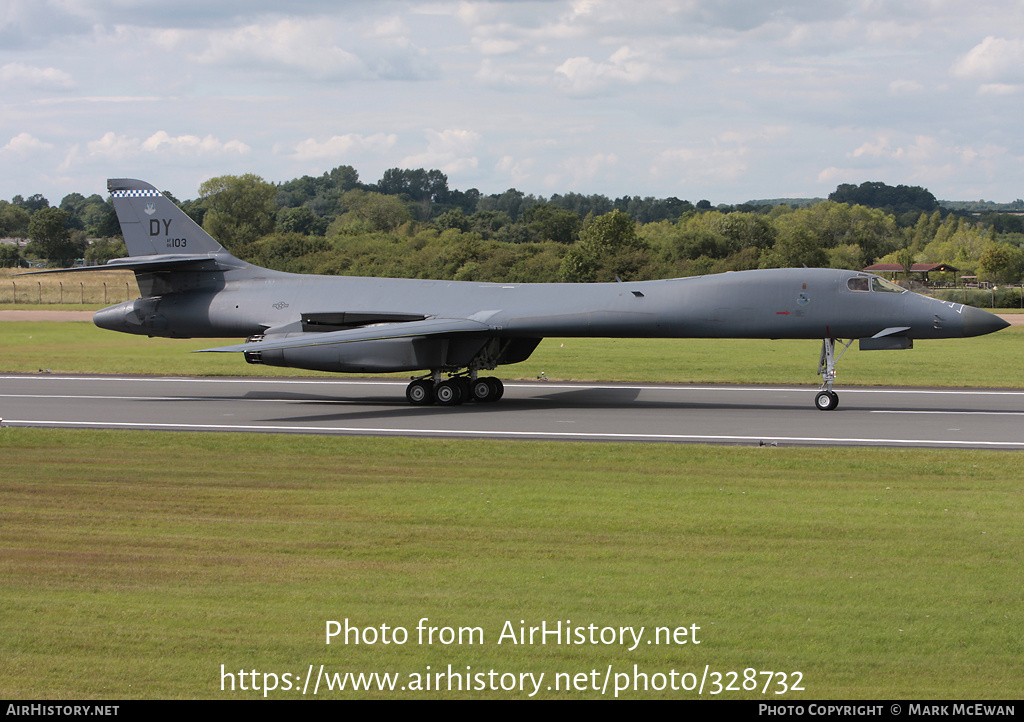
[
  {"x1": 17, "y1": 253, "x2": 244, "y2": 276},
  {"x1": 198, "y1": 317, "x2": 493, "y2": 353}
]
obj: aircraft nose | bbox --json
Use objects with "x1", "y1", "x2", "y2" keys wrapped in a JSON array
[{"x1": 961, "y1": 305, "x2": 1010, "y2": 337}]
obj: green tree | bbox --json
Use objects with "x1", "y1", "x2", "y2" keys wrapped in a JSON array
[
  {"x1": 277, "y1": 206, "x2": 327, "y2": 236},
  {"x1": 523, "y1": 203, "x2": 582, "y2": 244},
  {"x1": 84, "y1": 238, "x2": 127, "y2": 265},
  {"x1": 0, "y1": 201, "x2": 31, "y2": 239},
  {"x1": 15, "y1": 193, "x2": 49, "y2": 213},
  {"x1": 336, "y1": 190, "x2": 412, "y2": 232},
  {"x1": 578, "y1": 209, "x2": 642, "y2": 255},
  {"x1": 979, "y1": 243, "x2": 1024, "y2": 284},
  {"x1": 59, "y1": 192, "x2": 88, "y2": 230},
  {"x1": 477, "y1": 188, "x2": 539, "y2": 221},
  {"x1": 469, "y1": 210, "x2": 513, "y2": 238},
  {"x1": 761, "y1": 224, "x2": 828, "y2": 269},
  {"x1": 559, "y1": 210, "x2": 646, "y2": 282},
  {"x1": 436, "y1": 208, "x2": 471, "y2": 233},
  {"x1": 0, "y1": 244, "x2": 21, "y2": 267},
  {"x1": 251, "y1": 233, "x2": 332, "y2": 272},
  {"x1": 27, "y1": 207, "x2": 84, "y2": 266},
  {"x1": 199, "y1": 174, "x2": 278, "y2": 252},
  {"x1": 376, "y1": 168, "x2": 449, "y2": 220},
  {"x1": 896, "y1": 247, "x2": 916, "y2": 280},
  {"x1": 828, "y1": 181, "x2": 938, "y2": 218}
]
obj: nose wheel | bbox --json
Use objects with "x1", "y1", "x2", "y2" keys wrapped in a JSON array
[{"x1": 814, "y1": 390, "x2": 839, "y2": 411}]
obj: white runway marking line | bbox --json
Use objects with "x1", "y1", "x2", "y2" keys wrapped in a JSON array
[
  {"x1": 0, "y1": 393, "x2": 364, "y2": 404},
  {"x1": 871, "y1": 410, "x2": 1024, "y2": 416},
  {"x1": 4, "y1": 419, "x2": 1024, "y2": 448}
]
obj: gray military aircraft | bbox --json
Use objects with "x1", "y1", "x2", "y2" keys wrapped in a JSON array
[{"x1": 40, "y1": 178, "x2": 1011, "y2": 410}]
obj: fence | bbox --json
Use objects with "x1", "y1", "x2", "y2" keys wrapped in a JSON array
[{"x1": 0, "y1": 271, "x2": 139, "y2": 305}]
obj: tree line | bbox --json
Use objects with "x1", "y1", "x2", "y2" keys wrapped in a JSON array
[{"x1": 3, "y1": 170, "x2": 1023, "y2": 288}]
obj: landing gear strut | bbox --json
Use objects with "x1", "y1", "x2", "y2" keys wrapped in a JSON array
[{"x1": 815, "y1": 337, "x2": 852, "y2": 411}]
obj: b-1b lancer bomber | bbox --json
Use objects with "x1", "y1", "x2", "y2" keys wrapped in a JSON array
[{"x1": 43, "y1": 178, "x2": 1011, "y2": 410}]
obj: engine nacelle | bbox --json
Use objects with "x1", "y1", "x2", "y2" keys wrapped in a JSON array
[{"x1": 243, "y1": 334, "x2": 486, "y2": 373}]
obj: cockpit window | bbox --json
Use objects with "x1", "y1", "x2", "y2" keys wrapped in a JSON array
[
  {"x1": 847, "y1": 276, "x2": 905, "y2": 293},
  {"x1": 871, "y1": 276, "x2": 905, "y2": 293}
]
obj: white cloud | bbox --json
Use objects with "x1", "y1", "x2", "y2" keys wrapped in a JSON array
[
  {"x1": 850, "y1": 136, "x2": 894, "y2": 159},
  {"x1": 0, "y1": 62, "x2": 75, "y2": 90},
  {"x1": 192, "y1": 18, "x2": 365, "y2": 80},
  {"x1": 472, "y1": 35, "x2": 522, "y2": 56},
  {"x1": 549, "y1": 152, "x2": 620, "y2": 189},
  {"x1": 888, "y1": 79, "x2": 924, "y2": 95},
  {"x1": 840, "y1": 133, "x2": 1012, "y2": 187},
  {"x1": 495, "y1": 154, "x2": 536, "y2": 185},
  {"x1": 367, "y1": 16, "x2": 411, "y2": 40},
  {"x1": 978, "y1": 83, "x2": 1021, "y2": 96},
  {"x1": 655, "y1": 144, "x2": 750, "y2": 185},
  {"x1": 401, "y1": 129, "x2": 482, "y2": 174},
  {"x1": 84, "y1": 131, "x2": 250, "y2": 161},
  {"x1": 0, "y1": 132, "x2": 55, "y2": 157},
  {"x1": 474, "y1": 58, "x2": 525, "y2": 87},
  {"x1": 849, "y1": 134, "x2": 980, "y2": 166},
  {"x1": 817, "y1": 166, "x2": 845, "y2": 184},
  {"x1": 555, "y1": 45, "x2": 664, "y2": 94},
  {"x1": 952, "y1": 36, "x2": 1024, "y2": 82},
  {"x1": 85, "y1": 132, "x2": 141, "y2": 161},
  {"x1": 289, "y1": 133, "x2": 398, "y2": 161},
  {"x1": 652, "y1": 127, "x2": 789, "y2": 189},
  {"x1": 186, "y1": 15, "x2": 433, "y2": 82},
  {"x1": 140, "y1": 131, "x2": 250, "y2": 156}
]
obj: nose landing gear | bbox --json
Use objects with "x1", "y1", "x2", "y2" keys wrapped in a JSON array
[{"x1": 816, "y1": 337, "x2": 853, "y2": 411}]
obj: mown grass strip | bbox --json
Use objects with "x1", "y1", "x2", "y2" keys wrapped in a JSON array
[{"x1": 1, "y1": 429, "x2": 1021, "y2": 699}]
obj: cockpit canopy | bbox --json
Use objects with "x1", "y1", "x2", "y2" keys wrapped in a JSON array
[{"x1": 847, "y1": 275, "x2": 905, "y2": 294}]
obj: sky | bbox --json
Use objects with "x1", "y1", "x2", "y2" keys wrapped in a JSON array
[{"x1": 3, "y1": 0, "x2": 1024, "y2": 206}]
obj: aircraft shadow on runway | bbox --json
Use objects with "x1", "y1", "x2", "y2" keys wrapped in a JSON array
[{"x1": 244, "y1": 386, "x2": 890, "y2": 425}]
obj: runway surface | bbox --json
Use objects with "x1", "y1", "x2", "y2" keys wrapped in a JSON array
[{"x1": 2, "y1": 374, "x2": 1023, "y2": 449}]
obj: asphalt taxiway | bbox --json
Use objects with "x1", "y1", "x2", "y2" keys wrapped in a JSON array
[{"x1": 2, "y1": 374, "x2": 1022, "y2": 449}]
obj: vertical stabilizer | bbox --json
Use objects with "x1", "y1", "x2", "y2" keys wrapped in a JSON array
[{"x1": 108, "y1": 178, "x2": 225, "y2": 257}]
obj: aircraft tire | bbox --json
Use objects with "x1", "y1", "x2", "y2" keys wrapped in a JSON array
[
  {"x1": 485, "y1": 377, "x2": 504, "y2": 401},
  {"x1": 406, "y1": 379, "x2": 435, "y2": 405},
  {"x1": 814, "y1": 390, "x2": 839, "y2": 411},
  {"x1": 471, "y1": 377, "x2": 500, "y2": 402},
  {"x1": 435, "y1": 379, "x2": 463, "y2": 406}
]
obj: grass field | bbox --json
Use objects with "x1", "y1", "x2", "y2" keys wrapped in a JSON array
[{"x1": 1, "y1": 429, "x2": 1022, "y2": 699}]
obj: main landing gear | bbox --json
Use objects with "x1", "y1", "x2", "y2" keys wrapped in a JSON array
[
  {"x1": 405, "y1": 371, "x2": 505, "y2": 406},
  {"x1": 815, "y1": 337, "x2": 853, "y2": 411}
]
